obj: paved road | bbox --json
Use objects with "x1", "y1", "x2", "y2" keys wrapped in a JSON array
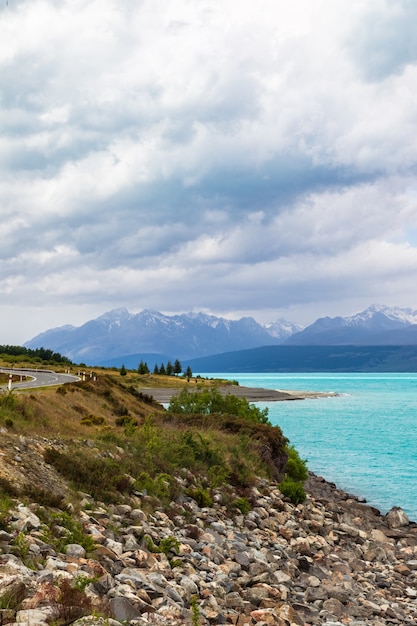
[{"x1": 0, "y1": 367, "x2": 80, "y2": 390}]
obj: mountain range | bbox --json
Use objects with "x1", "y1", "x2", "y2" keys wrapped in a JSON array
[
  {"x1": 24, "y1": 308, "x2": 301, "y2": 367},
  {"x1": 23, "y1": 304, "x2": 417, "y2": 370},
  {"x1": 283, "y1": 304, "x2": 417, "y2": 346}
]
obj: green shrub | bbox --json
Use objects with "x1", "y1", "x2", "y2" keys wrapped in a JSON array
[
  {"x1": 285, "y1": 445, "x2": 308, "y2": 482},
  {"x1": 144, "y1": 535, "x2": 181, "y2": 568},
  {"x1": 190, "y1": 595, "x2": 201, "y2": 626},
  {"x1": 0, "y1": 392, "x2": 18, "y2": 425},
  {"x1": 279, "y1": 476, "x2": 306, "y2": 504},
  {"x1": 278, "y1": 445, "x2": 308, "y2": 504},
  {"x1": 233, "y1": 496, "x2": 252, "y2": 514},
  {"x1": 208, "y1": 465, "x2": 230, "y2": 488},
  {"x1": 169, "y1": 387, "x2": 270, "y2": 424},
  {"x1": 115, "y1": 415, "x2": 137, "y2": 436},
  {"x1": 12, "y1": 532, "x2": 30, "y2": 563},
  {"x1": 159, "y1": 536, "x2": 180, "y2": 556},
  {"x1": 187, "y1": 487, "x2": 213, "y2": 508},
  {"x1": 41, "y1": 511, "x2": 96, "y2": 553},
  {"x1": 180, "y1": 431, "x2": 222, "y2": 466},
  {"x1": 81, "y1": 415, "x2": 105, "y2": 426},
  {"x1": 24, "y1": 485, "x2": 65, "y2": 509},
  {"x1": 0, "y1": 478, "x2": 17, "y2": 531},
  {"x1": 135, "y1": 472, "x2": 176, "y2": 501},
  {"x1": 43, "y1": 448, "x2": 134, "y2": 504}
]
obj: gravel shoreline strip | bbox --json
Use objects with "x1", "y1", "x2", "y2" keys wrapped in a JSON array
[{"x1": 138, "y1": 385, "x2": 337, "y2": 403}]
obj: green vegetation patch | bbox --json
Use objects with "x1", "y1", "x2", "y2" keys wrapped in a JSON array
[
  {"x1": 169, "y1": 387, "x2": 270, "y2": 424},
  {"x1": 279, "y1": 445, "x2": 308, "y2": 504}
]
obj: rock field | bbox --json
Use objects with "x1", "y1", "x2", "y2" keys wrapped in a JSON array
[{"x1": 1, "y1": 468, "x2": 417, "y2": 626}]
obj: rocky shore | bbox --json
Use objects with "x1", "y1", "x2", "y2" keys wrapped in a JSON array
[
  {"x1": 1, "y1": 470, "x2": 417, "y2": 626},
  {"x1": 138, "y1": 386, "x2": 337, "y2": 404}
]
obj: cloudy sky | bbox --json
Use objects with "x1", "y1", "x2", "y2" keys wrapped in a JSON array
[{"x1": 1, "y1": 0, "x2": 417, "y2": 344}]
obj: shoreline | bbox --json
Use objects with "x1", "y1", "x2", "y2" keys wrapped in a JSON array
[
  {"x1": 306, "y1": 470, "x2": 416, "y2": 529},
  {"x1": 144, "y1": 383, "x2": 415, "y2": 524},
  {"x1": 138, "y1": 384, "x2": 338, "y2": 403}
]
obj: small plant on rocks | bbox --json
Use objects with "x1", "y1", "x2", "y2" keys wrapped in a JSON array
[
  {"x1": 190, "y1": 595, "x2": 201, "y2": 626},
  {"x1": 187, "y1": 486, "x2": 213, "y2": 508},
  {"x1": 279, "y1": 444, "x2": 308, "y2": 504},
  {"x1": 233, "y1": 496, "x2": 252, "y2": 514}
]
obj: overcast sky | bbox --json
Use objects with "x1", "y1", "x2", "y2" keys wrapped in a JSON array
[{"x1": 1, "y1": 0, "x2": 417, "y2": 344}]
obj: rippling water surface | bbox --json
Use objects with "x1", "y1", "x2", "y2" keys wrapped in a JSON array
[{"x1": 200, "y1": 373, "x2": 417, "y2": 520}]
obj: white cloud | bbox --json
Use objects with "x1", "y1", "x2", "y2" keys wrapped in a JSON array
[{"x1": 1, "y1": 0, "x2": 417, "y2": 343}]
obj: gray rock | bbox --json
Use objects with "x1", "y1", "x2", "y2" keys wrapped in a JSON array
[
  {"x1": 165, "y1": 585, "x2": 183, "y2": 604},
  {"x1": 11, "y1": 505, "x2": 41, "y2": 532},
  {"x1": 73, "y1": 618, "x2": 122, "y2": 626},
  {"x1": 385, "y1": 506, "x2": 409, "y2": 528},
  {"x1": 15, "y1": 608, "x2": 52, "y2": 624},
  {"x1": 65, "y1": 543, "x2": 86, "y2": 558},
  {"x1": 178, "y1": 575, "x2": 199, "y2": 597},
  {"x1": 234, "y1": 551, "x2": 250, "y2": 568},
  {"x1": 323, "y1": 597, "x2": 344, "y2": 619},
  {"x1": 109, "y1": 597, "x2": 142, "y2": 622},
  {"x1": 123, "y1": 534, "x2": 140, "y2": 551}
]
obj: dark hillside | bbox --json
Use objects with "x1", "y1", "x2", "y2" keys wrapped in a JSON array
[{"x1": 186, "y1": 344, "x2": 417, "y2": 372}]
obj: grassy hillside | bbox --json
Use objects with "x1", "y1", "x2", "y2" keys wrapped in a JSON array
[{"x1": 0, "y1": 368, "x2": 292, "y2": 513}]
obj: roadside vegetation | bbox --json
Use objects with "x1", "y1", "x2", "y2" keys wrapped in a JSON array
[
  {"x1": 0, "y1": 356, "x2": 308, "y2": 516},
  {"x1": 0, "y1": 345, "x2": 72, "y2": 366}
]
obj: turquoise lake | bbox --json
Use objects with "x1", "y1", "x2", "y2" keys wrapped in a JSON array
[{"x1": 199, "y1": 373, "x2": 417, "y2": 521}]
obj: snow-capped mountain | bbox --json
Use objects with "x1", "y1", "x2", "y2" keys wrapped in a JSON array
[
  {"x1": 24, "y1": 309, "x2": 297, "y2": 365},
  {"x1": 265, "y1": 318, "x2": 303, "y2": 339},
  {"x1": 284, "y1": 305, "x2": 417, "y2": 345}
]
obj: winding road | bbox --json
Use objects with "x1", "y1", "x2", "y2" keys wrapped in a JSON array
[{"x1": 0, "y1": 367, "x2": 80, "y2": 390}]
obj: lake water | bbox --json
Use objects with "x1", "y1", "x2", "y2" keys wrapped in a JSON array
[{"x1": 199, "y1": 373, "x2": 417, "y2": 521}]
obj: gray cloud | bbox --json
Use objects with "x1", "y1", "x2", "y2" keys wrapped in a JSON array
[
  {"x1": 1, "y1": 0, "x2": 417, "y2": 344},
  {"x1": 348, "y1": 0, "x2": 417, "y2": 81}
]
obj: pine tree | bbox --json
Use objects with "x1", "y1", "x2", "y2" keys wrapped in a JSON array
[
  {"x1": 120, "y1": 364, "x2": 127, "y2": 376},
  {"x1": 138, "y1": 360, "x2": 150, "y2": 375}
]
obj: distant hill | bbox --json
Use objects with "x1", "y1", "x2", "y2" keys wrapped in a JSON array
[
  {"x1": 186, "y1": 344, "x2": 417, "y2": 373},
  {"x1": 24, "y1": 304, "x2": 417, "y2": 369},
  {"x1": 24, "y1": 309, "x2": 301, "y2": 365},
  {"x1": 284, "y1": 305, "x2": 417, "y2": 346},
  {"x1": 98, "y1": 352, "x2": 173, "y2": 370}
]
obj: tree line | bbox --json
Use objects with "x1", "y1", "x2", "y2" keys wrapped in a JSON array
[
  {"x1": 0, "y1": 345, "x2": 72, "y2": 364},
  {"x1": 122, "y1": 358, "x2": 192, "y2": 380}
]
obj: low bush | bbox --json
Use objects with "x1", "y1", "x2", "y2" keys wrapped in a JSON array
[
  {"x1": 278, "y1": 445, "x2": 308, "y2": 504},
  {"x1": 285, "y1": 445, "x2": 308, "y2": 482},
  {"x1": 233, "y1": 496, "x2": 252, "y2": 514},
  {"x1": 279, "y1": 476, "x2": 306, "y2": 505},
  {"x1": 187, "y1": 487, "x2": 213, "y2": 508},
  {"x1": 169, "y1": 387, "x2": 270, "y2": 424},
  {"x1": 81, "y1": 415, "x2": 105, "y2": 426},
  {"x1": 43, "y1": 448, "x2": 135, "y2": 504},
  {"x1": 39, "y1": 510, "x2": 96, "y2": 554}
]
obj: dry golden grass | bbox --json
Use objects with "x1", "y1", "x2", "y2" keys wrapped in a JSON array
[
  {"x1": 111, "y1": 370, "x2": 235, "y2": 389},
  {"x1": 0, "y1": 364, "x2": 290, "y2": 505},
  {"x1": 1, "y1": 375, "x2": 165, "y2": 439}
]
